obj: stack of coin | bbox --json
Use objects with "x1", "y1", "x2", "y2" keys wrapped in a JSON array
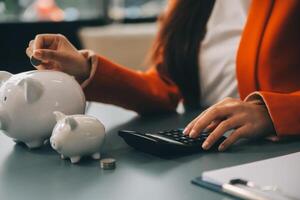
[{"x1": 100, "y1": 158, "x2": 116, "y2": 170}]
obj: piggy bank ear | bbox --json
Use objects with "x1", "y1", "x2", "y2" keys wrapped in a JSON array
[
  {"x1": 53, "y1": 111, "x2": 66, "y2": 122},
  {"x1": 17, "y1": 78, "x2": 44, "y2": 104},
  {"x1": 65, "y1": 117, "x2": 78, "y2": 131},
  {"x1": 0, "y1": 71, "x2": 12, "y2": 87}
]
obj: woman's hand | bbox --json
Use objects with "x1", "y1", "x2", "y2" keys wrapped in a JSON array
[
  {"x1": 26, "y1": 34, "x2": 90, "y2": 83},
  {"x1": 183, "y1": 97, "x2": 275, "y2": 151}
]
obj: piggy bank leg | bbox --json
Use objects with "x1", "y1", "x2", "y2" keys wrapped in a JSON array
[
  {"x1": 61, "y1": 155, "x2": 66, "y2": 160},
  {"x1": 91, "y1": 152, "x2": 101, "y2": 160},
  {"x1": 25, "y1": 140, "x2": 44, "y2": 149},
  {"x1": 43, "y1": 139, "x2": 49, "y2": 145},
  {"x1": 70, "y1": 156, "x2": 81, "y2": 164}
]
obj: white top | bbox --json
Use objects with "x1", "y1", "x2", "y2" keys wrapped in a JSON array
[{"x1": 199, "y1": 0, "x2": 251, "y2": 107}]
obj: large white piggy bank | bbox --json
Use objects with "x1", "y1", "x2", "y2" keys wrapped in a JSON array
[
  {"x1": 50, "y1": 111, "x2": 106, "y2": 164},
  {"x1": 0, "y1": 70, "x2": 86, "y2": 148}
]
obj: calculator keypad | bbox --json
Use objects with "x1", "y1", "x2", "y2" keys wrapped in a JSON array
[
  {"x1": 119, "y1": 129, "x2": 227, "y2": 157},
  {"x1": 156, "y1": 129, "x2": 209, "y2": 146}
]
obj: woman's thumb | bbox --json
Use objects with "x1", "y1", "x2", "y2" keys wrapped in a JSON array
[{"x1": 33, "y1": 49, "x2": 64, "y2": 62}]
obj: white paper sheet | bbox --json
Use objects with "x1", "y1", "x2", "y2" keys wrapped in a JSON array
[{"x1": 202, "y1": 152, "x2": 300, "y2": 200}]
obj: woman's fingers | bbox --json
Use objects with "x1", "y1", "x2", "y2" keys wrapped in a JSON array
[
  {"x1": 33, "y1": 34, "x2": 60, "y2": 50},
  {"x1": 29, "y1": 40, "x2": 34, "y2": 47},
  {"x1": 26, "y1": 47, "x2": 33, "y2": 58},
  {"x1": 184, "y1": 98, "x2": 236, "y2": 136},
  {"x1": 35, "y1": 61, "x2": 60, "y2": 71},
  {"x1": 33, "y1": 49, "x2": 66, "y2": 64},
  {"x1": 218, "y1": 125, "x2": 250, "y2": 151},
  {"x1": 189, "y1": 106, "x2": 230, "y2": 138},
  {"x1": 25, "y1": 40, "x2": 34, "y2": 59},
  {"x1": 183, "y1": 109, "x2": 208, "y2": 135},
  {"x1": 35, "y1": 65, "x2": 47, "y2": 70},
  {"x1": 205, "y1": 119, "x2": 221, "y2": 131},
  {"x1": 202, "y1": 116, "x2": 241, "y2": 150},
  {"x1": 183, "y1": 97, "x2": 274, "y2": 152}
]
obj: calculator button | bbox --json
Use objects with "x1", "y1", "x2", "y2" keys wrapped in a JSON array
[
  {"x1": 202, "y1": 128, "x2": 210, "y2": 133},
  {"x1": 201, "y1": 134, "x2": 209, "y2": 138}
]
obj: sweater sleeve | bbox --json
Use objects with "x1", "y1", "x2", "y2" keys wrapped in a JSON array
[
  {"x1": 245, "y1": 91, "x2": 300, "y2": 137},
  {"x1": 79, "y1": 51, "x2": 181, "y2": 114}
]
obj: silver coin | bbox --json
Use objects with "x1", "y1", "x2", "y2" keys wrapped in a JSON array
[
  {"x1": 100, "y1": 158, "x2": 116, "y2": 170},
  {"x1": 30, "y1": 56, "x2": 42, "y2": 67}
]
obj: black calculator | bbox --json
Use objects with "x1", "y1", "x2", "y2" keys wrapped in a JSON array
[{"x1": 118, "y1": 129, "x2": 226, "y2": 157}]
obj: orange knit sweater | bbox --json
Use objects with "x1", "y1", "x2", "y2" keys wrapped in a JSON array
[{"x1": 84, "y1": 0, "x2": 300, "y2": 137}]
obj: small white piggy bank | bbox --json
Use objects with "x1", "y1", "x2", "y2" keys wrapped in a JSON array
[
  {"x1": 50, "y1": 111, "x2": 106, "y2": 164},
  {"x1": 0, "y1": 70, "x2": 85, "y2": 148}
]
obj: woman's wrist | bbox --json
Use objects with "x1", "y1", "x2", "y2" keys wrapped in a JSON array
[
  {"x1": 77, "y1": 56, "x2": 92, "y2": 84},
  {"x1": 248, "y1": 98, "x2": 276, "y2": 136},
  {"x1": 77, "y1": 49, "x2": 99, "y2": 88}
]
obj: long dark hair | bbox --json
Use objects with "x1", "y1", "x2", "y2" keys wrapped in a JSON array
[{"x1": 151, "y1": 0, "x2": 215, "y2": 108}]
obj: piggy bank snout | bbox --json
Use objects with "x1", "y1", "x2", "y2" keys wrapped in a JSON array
[{"x1": 50, "y1": 138, "x2": 62, "y2": 151}]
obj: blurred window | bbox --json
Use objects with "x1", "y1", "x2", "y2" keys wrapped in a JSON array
[
  {"x1": 109, "y1": 0, "x2": 166, "y2": 21},
  {"x1": 0, "y1": 0, "x2": 166, "y2": 23}
]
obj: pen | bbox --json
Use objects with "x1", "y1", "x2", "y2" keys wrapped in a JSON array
[
  {"x1": 229, "y1": 178, "x2": 300, "y2": 200},
  {"x1": 191, "y1": 177, "x2": 270, "y2": 200},
  {"x1": 222, "y1": 183, "x2": 270, "y2": 200},
  {"x1": 192, "y1": 177, "x2": 298, "y2": 200}
]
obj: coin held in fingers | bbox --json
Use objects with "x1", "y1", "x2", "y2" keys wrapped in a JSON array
[{"x1": 30, "y1": 56, "x2": 42, "y2": 67}]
